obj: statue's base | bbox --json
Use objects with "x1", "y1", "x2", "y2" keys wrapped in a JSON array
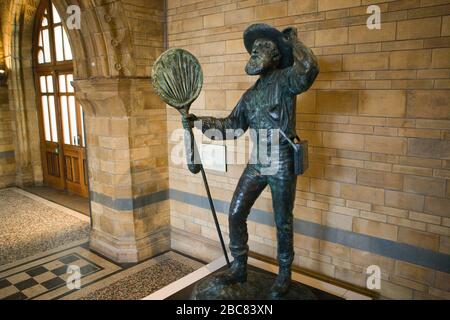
[
  {"x1": 191, "y1": 269, "x2": 317, "y2": 300},
  {"x1": 166, "y1": 264, "x2": 342, "y2": 300}
]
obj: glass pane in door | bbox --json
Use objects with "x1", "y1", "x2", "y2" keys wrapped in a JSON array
[
  {"x1": 39, "y1": 76, "x2": 47, "y2": 93},
  {"x1": 46, "y1": 75, "x2": 54, "y2": 93},
  {"x1": 61, "y1": 96, "x2": 70, "y2": 145},
  {"x1": 48, "y1": 95, "x2": 58, "y2": 142},
  {"x1": 52, "y1": 4, "x2": 61, "y2": 23},
  {"x1": 42, "y1": 29, "x2": 51, "y2": 63},
  {"x1": 54, "y1": 26, "x2": 64, "y2": 62},
  {"x1": 41, "y1": 96, "x2": 51, "y2": 142},
  {"x1": 68, "y1": 96, "x2": 78, "y2": 145},
  {"x1": 62, "y1": 28, "x2": 73, "y2": 60},
  {"x1": 59, "y1": 74, "x2": 66, "y2": 92}
]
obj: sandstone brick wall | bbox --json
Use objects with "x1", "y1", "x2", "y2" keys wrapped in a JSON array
[
  {"x1": 80, "y1": 78, "x2": 170, "y2": 263},
  {"x1": 122, "y1": 0, "x2": 165, "y2": 77},
  {"x1": 0, "y1": 85, "x2": 15, "y2": 188},
  {"x1": 1, "y1": 0, "x2": 45, "y2": 186},
  {"x1": 166, "y1": 0, "x2": 450, "y2": 299},
  {"x1": 0, "y1": 5, "x2": 15, "y2": 188},
  {"x1": 73, "y1": 0, "x2": 170, "y2": 262}
]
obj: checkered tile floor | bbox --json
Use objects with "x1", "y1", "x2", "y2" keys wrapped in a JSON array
[
  {"x1": 0, "y1": 253, "x2": 102, "y2": 300},
  {"x1": 0, "y1": 243, "x2": 121, "y2": 300}
]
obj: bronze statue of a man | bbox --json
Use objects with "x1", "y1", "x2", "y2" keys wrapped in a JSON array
[{"x1": 186, "y1": 23, "x2": 319, "y2": 298}]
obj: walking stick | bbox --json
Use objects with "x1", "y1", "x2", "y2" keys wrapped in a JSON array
[{"x1": 152, "y1": 49, "x2": 231, "y2": 268}]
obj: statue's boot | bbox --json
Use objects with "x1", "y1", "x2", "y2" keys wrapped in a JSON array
[
  {"x1": 268, "y1": 266, "x2": 291, "y2": 299},
  {"x1": 215, "y1": 256, "x2": 247, "y2": 285}
]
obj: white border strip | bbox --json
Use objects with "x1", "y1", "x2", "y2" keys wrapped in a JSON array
[
  {"x1": 142, "y1": 256, "x2": 228, "y2": 300},
  {"x1": 143, "y1": 256, "x2": 372, "y2": 300},
  {"x1": 11, "y1": 187, "x2": 90, "y2": 223}
]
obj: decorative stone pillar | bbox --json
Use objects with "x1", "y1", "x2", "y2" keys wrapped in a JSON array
[
  {"x1": 5, "y1": 0, "x2": 44, "y2": 187},
  {"x1": 75, "y1": 78, "x2": 170, "y2": 263}
]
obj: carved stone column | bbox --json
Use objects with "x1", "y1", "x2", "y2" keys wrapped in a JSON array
[{"x1": 75, "y1": 78, "x2": 170, "y2": 262}]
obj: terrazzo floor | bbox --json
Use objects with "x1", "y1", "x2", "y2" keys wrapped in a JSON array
[
  {"x1": 64, "y1": 252, "x2": 204, "y2": 300},
  {"x1": 0, "y1": 188, "x2": 90, "y2": 266},
  {"x1": 0, "y1": 188, "x2": 205, "y2": 300}
]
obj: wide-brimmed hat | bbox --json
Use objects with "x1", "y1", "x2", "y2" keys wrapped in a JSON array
[{"x1": 243, "y1": 23, "x2": 294, "y2": 69}]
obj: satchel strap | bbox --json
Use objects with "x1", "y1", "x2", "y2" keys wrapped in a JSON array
[
  {"x1": 260, "y1": 109, "x2": 301, "y2": 149},
  {"x1": 277, "y1": 128, "x2": 299, "y2": 150}
]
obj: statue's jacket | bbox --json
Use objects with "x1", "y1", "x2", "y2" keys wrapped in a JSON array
[{"x1": 198, "y1": 56, "x2": 319, "y2": 177}]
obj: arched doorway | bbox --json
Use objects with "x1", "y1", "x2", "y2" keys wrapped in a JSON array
[
  {"x1": 6, "y1": 0, "x2": 170, "y2": 263},
  {"x1": 33, "y1": 0, "x2": 88, "y2": 197}
]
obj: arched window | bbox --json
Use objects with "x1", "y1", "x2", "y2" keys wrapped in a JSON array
[
  {"x1": 34, "y1": 0, "x2": 88, "y2": 197},
  {"x1": 36, "y1": 2, "x2": 72, "y2": 65}
]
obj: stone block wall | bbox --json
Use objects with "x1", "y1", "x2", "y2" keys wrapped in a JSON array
[
  {"x1": 1, "y1": 0, "x2": 49, "y2": 187},
  {"x1": 122, "y1": 0, "x2": 166, "y2": 77},
  {"x1": 79, "y1": 78, "x2": 170, "y2": 263},
  {"x1": 0, "y1": 9, "x2": 15, "y2": 188},
  {"x1": 67, "y1": 0, "x2": 170, "y2": 262},
  {"x1": 166, "y1": 0, "x2": 450, "y2": 299},
  {"x1": 0, "y1": 85, "x2": 15, "y2": 188}
]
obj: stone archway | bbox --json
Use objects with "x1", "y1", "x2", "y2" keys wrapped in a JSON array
[
  {"x1": 1, "y1": 0, "x2": 122, "y2": 186},
  {"x1": 2, "y1": 0, "x2": 170, "y2": 263}
]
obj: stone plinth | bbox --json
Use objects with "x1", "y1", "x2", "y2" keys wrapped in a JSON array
[{"x1": 191, "y1": 270, "x2": 317, "y2": 300}]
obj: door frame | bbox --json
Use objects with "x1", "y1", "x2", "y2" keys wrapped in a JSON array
[{"x1": 32, "y1": 0, "x2": 88, "y2": 197}]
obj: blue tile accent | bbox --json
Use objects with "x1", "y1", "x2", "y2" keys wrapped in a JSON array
[
  {"x1": 90, "y1": 189, "x2": 170, "y2": 211},
  {"x1": 0, "y1": 151, "x2": 14, "y2": 159},
  {"x1": 89, "y1": 188, "x2": 450, "y2": 273},
  {"x1": 169, "y1": 189, "x2": 450, "y2": 274}
]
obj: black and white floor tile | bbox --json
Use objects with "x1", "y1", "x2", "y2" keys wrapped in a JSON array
[{"x1": 0, "y1": 243, "x2": 120, "y2": 300}]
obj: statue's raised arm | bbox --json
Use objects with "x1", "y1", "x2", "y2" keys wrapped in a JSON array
[{"x1": 282, "y1": 27, "x2": 319, "y2": 95}]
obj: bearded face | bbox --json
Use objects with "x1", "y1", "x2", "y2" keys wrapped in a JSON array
[{"x1": 245, "y1": 39, "x2": 281, "y2": 76}]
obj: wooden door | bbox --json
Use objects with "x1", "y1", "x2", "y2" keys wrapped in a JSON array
[
  {"x1": 58, "y1": 73, "x2": 88, "y2": 197},
  {"x1": 37, "y1": 73, "x2": 65, "y2": 190},
  {"x1": 37, "y1": 72, "x2": 88, "y2": 197},
  {"x1": 34, "y1": 0, "x2": 88, "y2": 197}
]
